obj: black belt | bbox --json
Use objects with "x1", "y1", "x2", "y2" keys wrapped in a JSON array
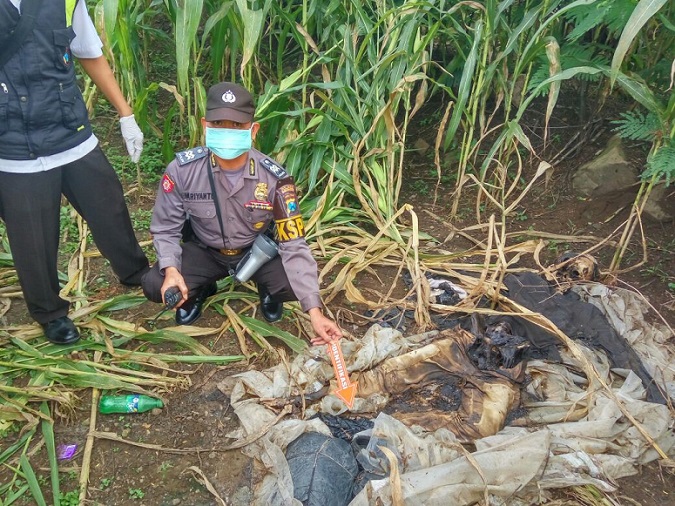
[{"x1": 213, "y1": 247, "x2": 243, "y2": 256}]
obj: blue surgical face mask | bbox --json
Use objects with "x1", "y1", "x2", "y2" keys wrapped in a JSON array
[{"x1": 205, "y1": 126, "x2": 252, "y2": 160}]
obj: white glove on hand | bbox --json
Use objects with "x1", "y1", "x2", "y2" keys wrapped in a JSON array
[{"x1": 119, "y1": 114, "x2": 144, "y2": 163}]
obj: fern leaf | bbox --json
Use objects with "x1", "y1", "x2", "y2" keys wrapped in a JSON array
[
  {"x1": 611, "y1": 110, "x2": 660, "y2": 141},
  {"x1": 566, "y1": 3, "x2": 611, "y2": 42},
  {"x1": 606, "y1": 0, "x2": 644, "y2": 36},
  {"x1": 565, "y1": 0, "x2": 638, "y2": 41},
  {"x1": 643, "y1": 144, "x2": 675, "y2": 185}
]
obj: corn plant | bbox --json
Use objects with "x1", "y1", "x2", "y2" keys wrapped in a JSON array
[{"x1": 604, "y1": 0, "x2": 674, "y2": 271}]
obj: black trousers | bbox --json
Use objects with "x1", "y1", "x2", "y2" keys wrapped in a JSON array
[
  {"x1": 141, "y1": 240, "x2": 296, "y2": 304},
  {"x1": 0, "y1": 146, "x2": 149, "y2": 324}
]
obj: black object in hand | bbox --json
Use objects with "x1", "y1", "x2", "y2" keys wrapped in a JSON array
[{"x1": 163, "y1": 286, "x2": 182, "y2": 310}]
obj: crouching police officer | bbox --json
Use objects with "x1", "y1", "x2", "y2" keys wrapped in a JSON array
[{"x1": 142, "y1": 82, "x2": 342, "y2": 346}]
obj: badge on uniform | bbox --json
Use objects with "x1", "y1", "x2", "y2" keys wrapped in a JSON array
[
  {"x1": 245, "y1": 200, "x2": 274, "y2": 211},
  {"x1": 276, "y1": 215, "x2": 306, "y2": 242},
  {"x1": 162, "y1": 174, "x2": 175, "y2": 193},
  {"x1": 245, "y1": 182, "x2": 273, "y2": 211},
  {"x1": 279, "y1": 184, "x2": 299, "y2": 215},
  {"x1": 261, "y1": 158, "x2": 289, "y2": 179},
  {"x1": 176, "y1": 147, "x2": 208, "y2": 166},
  {"x1": 254, "y1": 183, "x2": 269, "y2": 201}
]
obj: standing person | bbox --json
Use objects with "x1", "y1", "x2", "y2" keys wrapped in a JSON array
[
  {"x1": 0, "y1": 0, "x2": 150, "y2": 344},
  {"x1": 142, "y1": 82, "x2": 342, "y2": 347}
]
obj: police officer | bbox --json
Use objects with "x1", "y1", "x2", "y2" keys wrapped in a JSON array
[
  {"x1": 142, "y1": 82, "x2": 342, "y2": 346},
  {"x1": 0, "y1": 0, "x2": 149, "y2": 344}
]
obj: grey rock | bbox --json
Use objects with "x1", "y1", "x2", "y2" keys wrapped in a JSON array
[
  {"x1": 643, "y1": 183, "x2": 675, "y2": 222},
  {"x1": 413, "y1": 138, "x2": 430, "y2": 154},
  {"x1": 572, "y1": 136, "x2": 638, "y2": 197}
]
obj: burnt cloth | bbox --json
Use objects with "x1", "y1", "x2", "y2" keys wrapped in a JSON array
[{"x1": 502, "y1": 272, "x2": 667, "y2": 405}]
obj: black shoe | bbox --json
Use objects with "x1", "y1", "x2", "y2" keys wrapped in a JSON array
[
  {"x1": 41, "y1": 316, "x2": 80, "y2": 345},
  {"x1": 259, "y1": 293, "x2": 283, "y2": 323},
  {"x1": 175, "y1": 283, "x2": 217, "y2": 325}
]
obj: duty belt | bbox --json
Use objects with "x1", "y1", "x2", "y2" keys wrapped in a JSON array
[{"x1": 217, "y1": 248, "x2": 242, "y2": 256}]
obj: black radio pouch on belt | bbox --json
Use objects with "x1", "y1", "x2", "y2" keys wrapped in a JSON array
[{"x1": 0, "y1": 0, "x2": 45, "y2": 70}]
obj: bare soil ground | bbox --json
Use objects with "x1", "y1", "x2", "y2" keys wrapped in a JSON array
[{"x1": 1, "y1": 98, "x2": 674, "y2": 505}]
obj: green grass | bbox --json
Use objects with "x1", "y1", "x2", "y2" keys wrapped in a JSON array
[
  {"x1": 59, "y1": 490, "x2": 80, "y2": 506},
  {"x1": 128, "y1": 487, "x2": 145, "y2": 500},
  {"x1": 641, "y1": 265, "x2": 673, "y2": 284},
  {"x1": 411, "y1": 180, "x2": 430, "y2": 196},
  {"x1": 107, "y1": 136, "x2": 167, "y2": 186},
  {"x1": 131, "y1": 209, "x2": 153, "y2": 232},
  {"x1": 59, "y1": 205, "x2": 82, "y2": 254}
]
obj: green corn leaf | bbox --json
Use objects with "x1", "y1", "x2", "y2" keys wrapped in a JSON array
[
  {"x1": 516, "y1": 0, "x2": 596, "y2": 76},
  {"x1": 19, "y1": 454, "x2": 46, "y2": 506},
  {"x1": 235, "y1": 0, "x2": 271, "y2": 81},
  {"x1": 239, "y1": 315, "x2": 307, "y2": 354},
  {"x1": 95, "y1": 295, "x2": 148, "y2": 312},
  {"x1": 610, "y1": 70, "x2": 664, "y2": 116},
  {"x1": 500, "y1": 7, "x2": 539, "y2": 61},
  {"x1": 102, "y1": 0, "x2": 119, "y2": 49},
  {"x1": 517, "y1": 66, "x2": 601, "y2": 118},
  {"x1": 113, "y1": 326, "x2": 213, "y2": 356},
  {"x1": 444, "y1": 19, "x2": 483, "y2": 151},
  {"x1": 8, "y1": 338, "x2": 45, "y2": 359},
  {"x1": 3, "y1": 483, "x2": 30, "y2": 504},
  {"x1": 112, "y1": 352, "x2": 246, "y2": 364},
  {"x1": 611, "y1": 0, "x2": 669, "y2": 84},
  {"x1": 0, "y1": 431, "x2": 33, "y2": 465},
  {"x1": 40, "y1": 403, "x2": 60, "y2": 506},
  {"x1": 175, "y1": 0, "x2": 204, "y2": 93}
]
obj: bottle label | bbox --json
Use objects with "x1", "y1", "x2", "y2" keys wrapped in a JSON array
[{"x1": 127, "y1": 395, "x2": 140, "y2": 413}]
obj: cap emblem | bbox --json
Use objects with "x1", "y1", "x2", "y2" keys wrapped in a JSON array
[{"x1": 221, "y1": 90, "x2": 236, "y2": 103}]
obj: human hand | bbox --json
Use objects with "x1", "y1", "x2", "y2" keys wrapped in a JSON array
[
  {"x1": 308, "y1": 307, "x2": 343, "y2": 346},
  {"x1": 119, "y1": 114, "x2": 144, "y2": 163},
  {"x1": 161, "y1": 268, "x2": 188, "y2": 309}
]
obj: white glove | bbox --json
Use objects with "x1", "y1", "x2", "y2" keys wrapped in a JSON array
[{"x1": 119, "y1": 114, "x2": 144, "y2": 163}]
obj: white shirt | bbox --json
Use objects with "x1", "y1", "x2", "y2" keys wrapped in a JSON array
[{"x1": 0, "y1": 0, "x2": 104, "y2": 173}]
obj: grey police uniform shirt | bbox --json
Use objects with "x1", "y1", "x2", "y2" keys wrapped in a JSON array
[{"x1": 150, "y1": 147, "x2": 323, "y2": 312}]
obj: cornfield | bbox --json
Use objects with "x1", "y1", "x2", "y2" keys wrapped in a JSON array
[{"x1": 91, "y1": 0, "x2": 674, "y2": 256}]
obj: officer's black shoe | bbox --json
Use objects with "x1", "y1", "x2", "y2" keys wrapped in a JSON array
[
  {"x1": 41, "y1": 316, "x2": 80, "y2": 345},
  {"x1": 175, "y1": 283, "x2": 217, "y2": 326},
  {"x1": 259, "y1": 293, "x2": 283, "y2": 323}
]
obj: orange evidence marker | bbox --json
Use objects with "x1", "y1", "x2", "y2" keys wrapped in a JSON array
[{"x1": 328, "y1": 341, "x2": 358, "y2": 409}]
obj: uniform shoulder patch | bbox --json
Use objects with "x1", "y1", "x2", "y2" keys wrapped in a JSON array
[
  {"x1": 161, "y1": 173, "x2": 175, "y2": 193},
  {"x1": 260, "y1": 158, "x2": 289, "y2": 179},
  {"x1": 175, "y1": 147, "x2": 208, "y2": 166}
]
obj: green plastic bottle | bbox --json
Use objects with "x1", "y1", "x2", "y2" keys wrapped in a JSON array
[{"x1": 99, "y1": 394, "x2": 164, "y2": 414}]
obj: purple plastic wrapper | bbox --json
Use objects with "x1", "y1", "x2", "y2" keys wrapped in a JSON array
[{"x1": 57, "y1": 444, "x2": 78, "y2": 460}]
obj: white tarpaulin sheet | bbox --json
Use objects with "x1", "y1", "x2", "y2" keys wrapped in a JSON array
[{"x1": 218, "y1": 283, "x2": 675, "y2": 505}]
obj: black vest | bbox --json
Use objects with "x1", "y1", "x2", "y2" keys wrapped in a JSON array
[{"x1": 0, "y1": 0, "x2": 92, "y2": 160}]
